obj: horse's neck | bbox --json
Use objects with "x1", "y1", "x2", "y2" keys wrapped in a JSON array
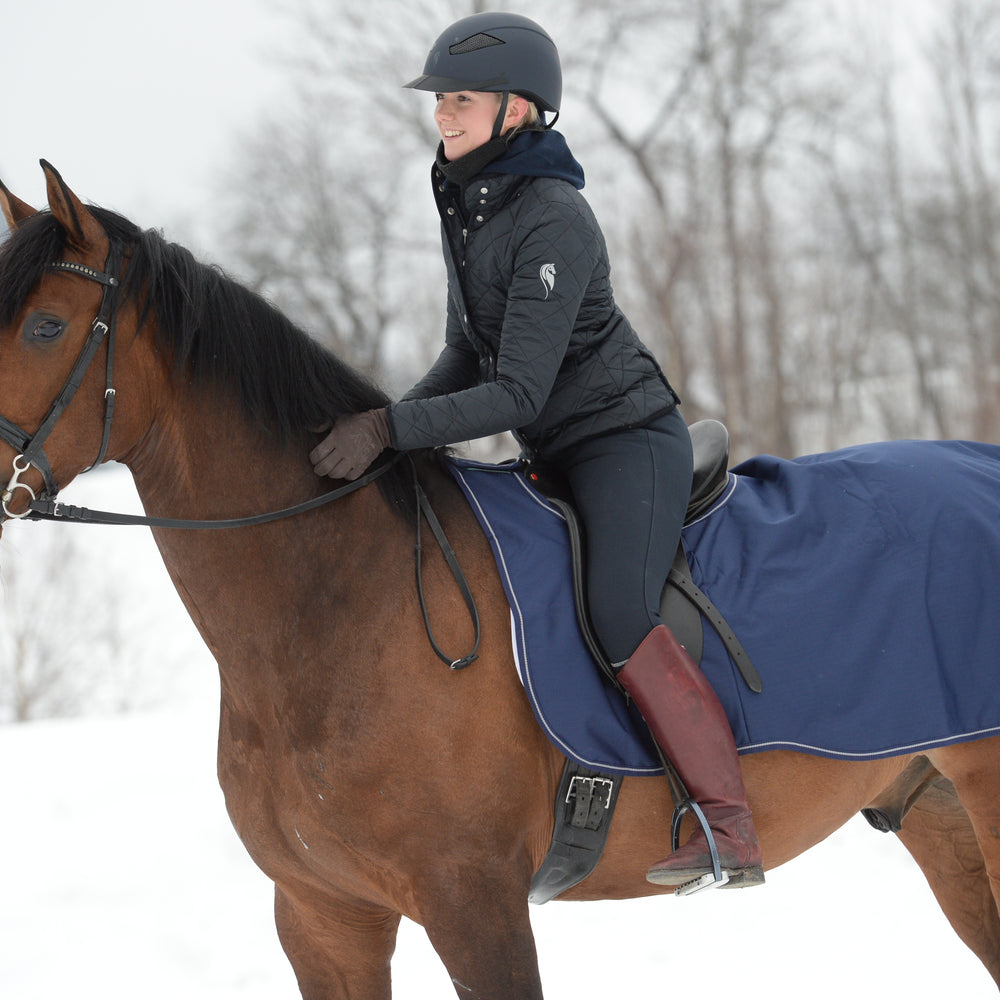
[
  {"x1": 126, "y1": 388, "x2": 313, "y2": 519},
  {"x1": 124, "y1": 394, "x2": 402, "y2": 694}
]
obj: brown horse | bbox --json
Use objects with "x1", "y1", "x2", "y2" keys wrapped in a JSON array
[{"x1": 1, "y1": 162, "x2": 999, "y2": 998}]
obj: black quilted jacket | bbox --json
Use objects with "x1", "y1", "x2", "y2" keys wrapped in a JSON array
[{"x1": 387, "y1": 130, "x2": 678, "y2": 460}]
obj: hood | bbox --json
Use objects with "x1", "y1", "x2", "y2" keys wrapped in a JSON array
[{"x1": 480, "y1": 129, "x2": 585, "y2": 189}]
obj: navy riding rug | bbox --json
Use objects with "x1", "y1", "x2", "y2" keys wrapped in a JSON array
[{"x1": 449, "y1": 439, "x2": 1000, "y2": 775}]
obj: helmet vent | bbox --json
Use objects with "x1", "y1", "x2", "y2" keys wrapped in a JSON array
[{"x1": 450, "y1": 32, "x2": 505, "y2": 55}]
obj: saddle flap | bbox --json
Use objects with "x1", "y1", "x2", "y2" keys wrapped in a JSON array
[{"x1": 548, "y1": 498, "x2": 703, "y2": 680}]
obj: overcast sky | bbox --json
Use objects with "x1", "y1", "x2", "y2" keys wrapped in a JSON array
[{"x1": 3, "y1": 0, "x2": 288, "y2": 235}]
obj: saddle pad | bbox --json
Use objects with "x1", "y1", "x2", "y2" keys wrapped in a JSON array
[{"x1": 449, "y1": 440, "x2": 1000, "y2": 775}]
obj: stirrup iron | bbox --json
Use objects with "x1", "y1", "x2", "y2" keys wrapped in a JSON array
[{"x1": 670, "y1": 799, "x2": 730, "y2": 896}]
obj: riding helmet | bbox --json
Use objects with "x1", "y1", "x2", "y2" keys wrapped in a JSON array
[{"x1": 403, "y1": 12, "x2": 562, "y2": 114}]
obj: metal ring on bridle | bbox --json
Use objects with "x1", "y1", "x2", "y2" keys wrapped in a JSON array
[
  {"x1": 2, "y1": 455, "x2": 38, "y2": 519},
  {"x1": 0, "y1": 244, "x2": 123, "y2": 514}
]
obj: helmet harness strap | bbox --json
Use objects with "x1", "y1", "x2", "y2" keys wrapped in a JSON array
[{"x1": 491, "y1": 91, "x2": 511, "y2": 139}]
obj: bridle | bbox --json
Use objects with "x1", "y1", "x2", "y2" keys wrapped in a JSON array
[
  {"x1": 0, "y1": 249, "x2": 410, "y2": 530},
  {"x1": 0, "y1": 243, "x2": 397, "y2": 529},
  {"x1": 0, "y1": 248, "x2": 481, "y2": 668},
  {"x1": 0, "y1": 245, "x2": 122, "y2": 519}
]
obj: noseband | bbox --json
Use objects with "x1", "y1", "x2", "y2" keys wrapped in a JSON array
[{"x1": 0, "y1": 245, "x2": 123, "y2": 518}]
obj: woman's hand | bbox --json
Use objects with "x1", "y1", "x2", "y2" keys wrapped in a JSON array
[{"x1": 310, "y1": 409, "x2": 392, "y2": 480}]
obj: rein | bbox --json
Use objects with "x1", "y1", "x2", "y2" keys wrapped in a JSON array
[
  {"x1": 26, "y1": 453, "x2": 481, "y2": 670},
  {"x1": 0, "y1": 252, "x2": 480, "y2": 670},
  {"x1": 24, "y1": 452, "x2": 481, "y2": 670},
  {"x1": 24, "y1": 454, "x2": 404, "y2": 529}
]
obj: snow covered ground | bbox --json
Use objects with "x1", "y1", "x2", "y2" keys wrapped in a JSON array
[
  {"x1": 2, "y1": 706, "x2": 997, "y2": 998},
  {"x1": 1, "y1": 468, "x2": 997, "y2": 998}
]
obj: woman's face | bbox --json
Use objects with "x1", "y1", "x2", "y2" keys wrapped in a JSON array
[{"x1": 434, "y1": 91, "x2": 520, "y2": 160}]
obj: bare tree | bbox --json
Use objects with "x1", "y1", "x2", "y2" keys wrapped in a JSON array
[
  {"x1": 809, "y1": 0, "x2": 1000, "y2": 446},
  {"x1": 924, "y1": 0, "x2": 1000, "y2": 441},
  {"x1": 213, "y1": 0, "x2": 1000, "y2": 463},
  {"x1": 213, "y1": 0, "x2": 483, "y2": 389},
  {"x1": 0, "y1": 526, "x2": 147, "y2": 722},
  {"x1": 574, "y1": 0, "x2": 837, "y2": 458}
]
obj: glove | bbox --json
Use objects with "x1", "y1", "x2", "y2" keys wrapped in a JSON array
[{"x1": 310, "y1": 408, "x2": 392, "y2": 480}]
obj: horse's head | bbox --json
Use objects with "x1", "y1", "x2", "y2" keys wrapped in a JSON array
[
  {"x1": 0, "y1": 162, "x2": 144, "y2": 520},
  {"x1": 0, "y1": 162, "x2": 432, "y2": 529}
]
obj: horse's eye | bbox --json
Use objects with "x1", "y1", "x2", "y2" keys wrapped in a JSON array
[
  {"x1": 23, "y1": 316, "x2": 66, "y2": 342},
  {"x1": 34, "y1": 319, "x2": 64, "y2": 339}
]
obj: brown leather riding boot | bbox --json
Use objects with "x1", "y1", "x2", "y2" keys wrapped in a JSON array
[{"x1": 617, "y1": 625, "x2": 764, "y2": 892}]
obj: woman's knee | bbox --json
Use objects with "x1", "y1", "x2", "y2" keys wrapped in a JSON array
[{"x1": 586, "y1": 590, "x2": 658, "y2": 665}]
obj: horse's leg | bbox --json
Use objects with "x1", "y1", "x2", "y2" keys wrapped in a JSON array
[
  {"x1": 274, "y1": 885, "x2": 401, "y2": 1000},
  {"x1": 917, "y1": 741, "x2": 1000, "y2": 987},
  {"x1": 417, "y1": 874, "x2": 544, "y2": 999}
]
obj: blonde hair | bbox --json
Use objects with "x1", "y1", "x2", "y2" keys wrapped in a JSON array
[{"x1": 500, "y1": 93, "x2": 542, "y2": 139}]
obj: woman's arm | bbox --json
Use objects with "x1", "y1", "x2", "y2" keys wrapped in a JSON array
[{"x1": 388, "y1": 201, "x2": 595, "y2": 450}]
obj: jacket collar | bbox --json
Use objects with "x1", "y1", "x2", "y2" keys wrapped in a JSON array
[
  {"x1": 433, "y1": 128, "x2": 585, "y2": 193},
  {"x1": 434, "y1": 135, "x2": 512, "y2": 189}
]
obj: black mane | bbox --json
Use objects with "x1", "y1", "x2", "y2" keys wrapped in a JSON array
[{"x1": 0, "y1": 206, "x2": 428, "y2": 514}]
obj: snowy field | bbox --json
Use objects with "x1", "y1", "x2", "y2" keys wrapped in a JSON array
[{"x1": 1, "y1": 467, "x2": 997, "y2": 998}]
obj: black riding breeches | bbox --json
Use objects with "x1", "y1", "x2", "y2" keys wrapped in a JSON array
[{"x1": 558, "y1": 408, "x2": 693, "y2": 666}]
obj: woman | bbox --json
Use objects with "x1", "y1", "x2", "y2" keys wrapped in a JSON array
[{"x1": 310, "y1": 12, "x2": 763, "y2": 892}]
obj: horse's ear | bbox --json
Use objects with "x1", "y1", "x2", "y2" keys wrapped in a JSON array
[
  {"x1": 40, "y1": 159, "x2": 109, "y2": 257},
  {"x1": 0, "y1": 178, "x2": 37, "y2": 231}
]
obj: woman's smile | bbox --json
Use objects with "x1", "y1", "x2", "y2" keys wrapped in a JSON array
[{"x1": 435, "y1": 91, "x2": 499, "y2": 160}]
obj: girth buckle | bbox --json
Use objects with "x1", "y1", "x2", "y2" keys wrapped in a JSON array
[{"x1": 565, "y1": 775, "x2": 615, "y2": 831}]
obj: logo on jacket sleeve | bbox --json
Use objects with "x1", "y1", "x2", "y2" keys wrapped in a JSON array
[{"x1": 539, "y1": 263, "x2": 557, "y2": 299}]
